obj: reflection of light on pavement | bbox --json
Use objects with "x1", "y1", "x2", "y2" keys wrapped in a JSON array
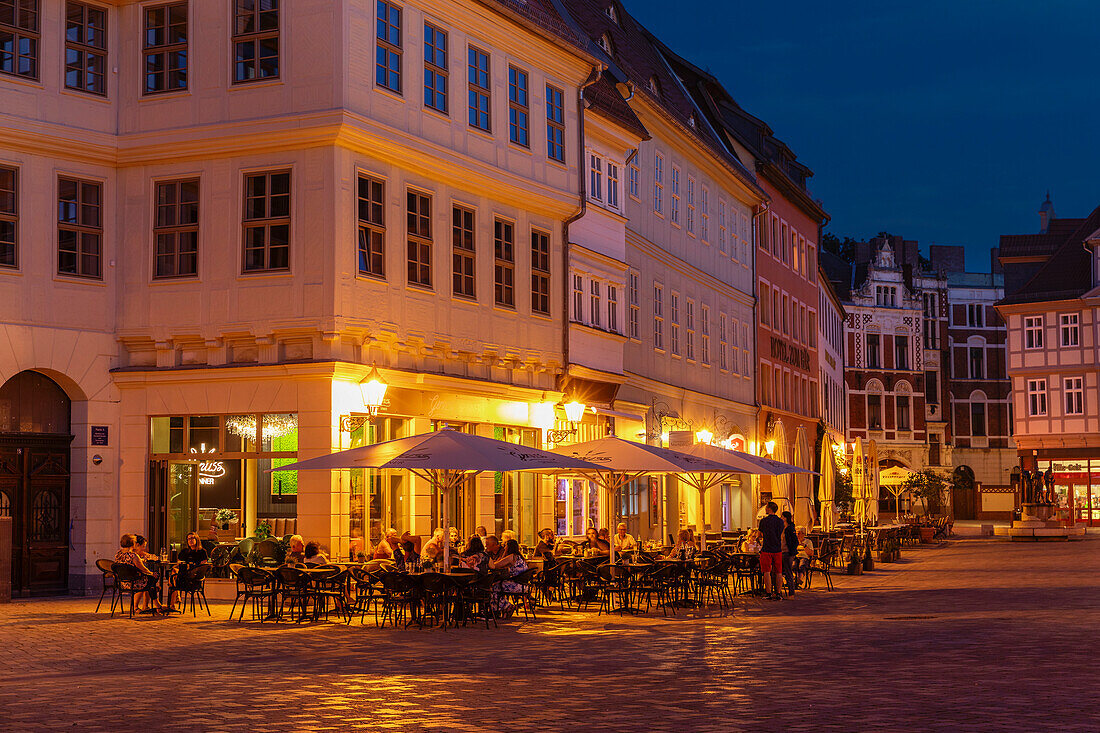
[{"x1": 542, "y1": 628, "x2": 646, "y2": 636}]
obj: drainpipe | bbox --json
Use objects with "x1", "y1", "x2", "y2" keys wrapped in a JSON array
[{"x1": 561, "y1": 66, "x2": 604, "y2": 401}]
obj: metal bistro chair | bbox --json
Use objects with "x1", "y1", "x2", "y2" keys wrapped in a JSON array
[
  {"x1": 170, "y1": 563, "x2": 212, "y2": 617},
  {"x1": 347, "y1": 566, "x2": 384, "y2": 625},
  {"x1": 252, "y1": 539, "x2": 282, "y2": 568},
  {"x1": 230, "y1": 564, "x2": 277, "y2": 622},
  {"x1": 95, "y1": 558, "x2": 117, "y2": 613},
  {"x1": 109, "y1": 563, "x2": 143, "y2": 619},
  {"x1": 309, "y1": 566, "x2": 350, "y2": 623},
  {"x1": 806, "y1": 547, "x2": 836, "y2": 591},
  {"x1": 378, "y1": 572, "x2": 423, "y2": 629},
  {"x1": 275, "y1": 566, "x2": 314, "y2": 623},
  {"x1": 499, "y1": 567, "x2": 539, "y2": 621}
]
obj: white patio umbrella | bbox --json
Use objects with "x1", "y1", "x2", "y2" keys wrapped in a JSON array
[
  {"x1": 548, "y1": 437, "x2": 742, "y2": 562},
  {"x1": 818, "y1": 439, "x2": 837, "y2": 532},
  {"x1": 792, "y1": 427, "x2": 817, "y2": 530},
  {"x1": 770, "y1": 421, "x2": 791, "y2": 510},
  {"x1": 678, "y1": 442, "x2": 810, "y2": 548},
  {"x1": 272, "y1": 427, "x2": 602, "y2": 569},
  {"x1": 867, "y1": 440, "x2": 881, "y2": 526},
  {"x1": 852, "y1": 437, "x2": 866, "y2": 530}
]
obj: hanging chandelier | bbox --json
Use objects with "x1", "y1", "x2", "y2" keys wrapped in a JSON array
[{"x1": 225, "y1": 414, "x2": 297, "y2": 441}]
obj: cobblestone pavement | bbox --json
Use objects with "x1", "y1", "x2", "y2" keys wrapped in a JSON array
[{"x1": 2, "y1": 538, "x2": 1099, "y2": 732}]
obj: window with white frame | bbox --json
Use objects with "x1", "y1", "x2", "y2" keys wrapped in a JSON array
[
  {"x1": 607, "y1": 162, "x2": 620, "y2": 210},
  {"x1": 685, "y1": 176, "x2": 695, "y2": 234},
  {"x1": 740, "y1": 213, "x2": 750, "y2": 262},
  {"x1": 1024, "y1": 316, "x2": 1043, "y2": 349},
  {"x1": 741, "y1": 324, "x2": 750, "y2": 376},
  {"x1": 670, "y1": 292, "x2": 680, "y2": 355},
  {"x1": 701, "y1": 305, "x2": 710, "y2": 365},
  {"x1": 718, "y1": 199, "x2": 727, "y2": 253},
  {"x1": 588, "y1": 153, "x2": 603, "y2": 203},
  {"x1": 1027, "y1": 378, "x2": 1047, "y2": 416},
  {"x1": 1060, "y1": 313, "x2": 1079, "y2": 347},
  {"x1": 572, "y1": 274, "x2": 584, "y2": 322},
  {"x1": 719, "y1": 313, "x2": 728, "y2": 371},
  {"x1": 628, "y1": 164, "x2": 639, "y2": 200},
  {"x1": 730, "y1": 319, "x2": 740, "y2": 375},
  {"x1": 628, "y1": 270, "x2": 639, "y2": 339},
  {"x1": 686, "y1": 299, "x2": 695, "y2": 360},
  {"x1": 1065, "y1": 376, "x2": 1084, "y2": 415},
  {"x1": 590, "y1": 280, "x2": 601, "y2": 327},
  {"x1": 607, "y1": 285, "x2": 619, "y2": 333},
  {"x1": 760, "y1": 282, "x2": 770, "y2": 327},
  {"x1": 653, "y1": 283, "x2": 664, "y2": 349},
  {"x1": 700, "y1": 187, "x2": 709, "y2": 242},
  {"x1": 670, "y1": 166, "x2": 680, "y2": 225},
  {"x1": 653, "y1": 154, "x2": 663, "y2": 215}
]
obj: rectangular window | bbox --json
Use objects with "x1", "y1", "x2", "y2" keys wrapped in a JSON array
[
  {"x1": 1027, "y1": 378, "x2": 1047, "y2": 416},
  {"x1": 966, "y1": 402, "x2": 985, "y2": 436},
  {"x1": 653, "y1": 154, "x2": 663, "y2": 214},
  {"x1": 670, "y1": 166, "x2": 680, "y2": 225},
  {"x1": 670, "y1": 293, "x2": 680, "y2": 355},
  {"x1": 967, "y1": 303, "x2": 984, "y2": 327},
  {"x1": 607, "y1": 162, "x2": 619, "y2": 210},
  {"x1": 653, "y1": 284, "x2": 663, "y2": 350},
  {"x1": 467, "y1": 46, "x2": 490, "y2": 131},
  {"x1": 742, "y1": 324, "x2": 750, "y2": 376},
  {"x1": 357, "y1": 174, "x2": 385, "y2": 278},
  {"x1": 866, "y1": 334, "x2": 880, "y2": 369},
  {"x1": 700, "y1": 187, "x2": 709, "y2": 242},
  {"x1": 628, "y1": 270, "x2": 639, "y2": 339},
  {"x1": 588, "y1": 153, "x2": 602, "y2": 202},
  {"x1": 423, "y1": 23, "x2": 446, "y2": 112},
  {"x1": 572, "y1": 274, "x2": 584, "y2": 322},
  {"x1": 546, "y1": 85, "x2": 565, "y2": 162},
  {"x1": 719, "y1": 313, "x2": 728, "y2": 371},
  {"x1": 153, "y1": 179, "x2": 199, "y2": 278},
  {"x1": 1060, "y1": 313, "x2": 1079, "y2": 347},
  {"x1": 242, "y1": 170, "x2": 290, "y2": 272},
  {"x1": 1065, "y1": 377, "x2": 1084, "y2": 415},
  {"x1": 233, "y1": 0, "x2": 278, "y2": 83},
  {"x1": 730, "y1": 319, "x2": 740, "y2": 375},
  {"x1": 0, "y1": 0, "x2": 38, "y2": 80},
  {"x1": 701, "y1": 305, "x2": 710, "y2": 365},
  {"x1": 685, "y1": 300, "x2": 695, "y2": 361},
  {"x1": 508, "y1": 66, "x2": 529, "y2": 146},
  {"x1": 607, "y1": 285, "x2": 618, "y2": 333},
  {"x1": 1024, "y1": 316, "x2": 1043, "y2": 349},
  {"x1": 760, "y1": 283, "x2": 770, "y2": 327},
  {"x1": 531, "y1": 229, "x2": 550, "y2": 315},
  {"x1": 628, "y1": 164, "x2": 639, "y2": 199},
  {"x1": 375, "y1": 0, "x2": 401, "y2": 92},
  {"x1": 451, "y1": 206, "x2": 475, "y2": 299},
  {"x1": 65, "y1": 1, "x2": 107, "y2": 94},
  {"x1": 57, "y1": 176, "x2": 102, "y2": 278},
  {"x1": 0, "y1": 166, "x2": 17, "y2": 268},
  {"x1": 868, "y1": 394, "x2": 882, "y2": 429},
  {"x1": 493, "y1": 218, "x2": 514, "y2": 307},
  {"x1": 925, "y1": 370, "x2": 938, "y2": 405},
  {"x1": 718, "y1": 199, "x2": 727, "y2": 253},
  {"x1": 969, "y1": 346, "x2": 984, "y2": 379},
  {"x1": 685, "y1": 176, "x2": 695, "y2": 234},
  {"x1": 895, "y1": 335, "x2": 909, "y2": 370},
  {"x1": 143, "y1": 2, "x2": 187, "y2": 94},
  {"x1": 896, "y1": 396, "x2": 911, "y2": 430},
  {"x1": 406, "y1": 189, "x2": 431, "y2": 287},
  {"x1": 590, "y1": 280, "x2": 601, "y2": 327}
]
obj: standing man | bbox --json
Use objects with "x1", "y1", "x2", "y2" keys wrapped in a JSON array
[{"x1": 758, "y1": 502, "x2": 785, "y2": 600}]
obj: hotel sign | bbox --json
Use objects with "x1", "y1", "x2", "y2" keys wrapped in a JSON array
[{"x1": 770, "y1": 336, "x2": 811, "y2": 372}]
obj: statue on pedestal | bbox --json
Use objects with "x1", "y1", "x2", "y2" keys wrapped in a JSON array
[
  {"x1": 1020, "y1": 469, "x2": 1033, "y2": 504},
  {"x1": 1043, "y1": 468, "x2": 1055, "y2": 504}
]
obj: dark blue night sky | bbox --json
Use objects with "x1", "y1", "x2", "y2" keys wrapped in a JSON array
[{"x1": 626, "y1": 0, "x2": 1099, "y2": 271}]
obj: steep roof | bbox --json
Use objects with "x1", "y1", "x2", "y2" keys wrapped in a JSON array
[
  {"x1": 998, "y1": 205, "x2": 1100, "y2": 306},
  {"x1": 999, "y1": 217, "x2": 1084, "y2": 260},
  {"x1": 583, "y1": 74, "x2": 648, "y2": 138},
  {"x1": 819, "y1": 249, "x2": 855, "y2": 299}
]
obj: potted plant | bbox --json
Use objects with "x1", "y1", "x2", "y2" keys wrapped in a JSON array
[
  {"x1": 215, "y1": 508, "x2": 238, "y2": 530},
  {"x1": 255, "y1": 519, "x2": 273, "y2": 541},
  {"x1": 902, "y1": 469, "x2": 950, "y2": 542}
]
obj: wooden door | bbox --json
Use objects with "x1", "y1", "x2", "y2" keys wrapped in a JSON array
[{"x1": 952, "y1": 484, "x2": 976, "y2": 520}]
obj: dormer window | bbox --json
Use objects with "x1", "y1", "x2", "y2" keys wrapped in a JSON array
[
  {"x1": 605, "y1": 4, "x2": 618, "y2": 23},
  {"x1": 598, "y1": 33, "x2": 613, "y2": 56},
  {"x1": 648, "y1": 76, "x2": 660, "y2": 98}
]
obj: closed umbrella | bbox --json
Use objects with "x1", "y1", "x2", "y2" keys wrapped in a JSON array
[
  {"x1": 549, "y1": 437, "x2": 742, "y2": 561},
  {"x1": 852, "y1": 437, "x2": 866, "y2": 529},
  {"x1": 793, "y1": 427, "x2": 817, "y2": 530},
  {"x1": 867, "y1": 440, "x2": 880, "y2": 526},
  {"x1": 818, "y1": 439, "x2": 837, "y2": 532},
  {"x1": 769, "y1": 421, "x2": 791, "y2": 510},
  {"x1": 272, "y1": 427, "x2": 602, "y2": 569}
]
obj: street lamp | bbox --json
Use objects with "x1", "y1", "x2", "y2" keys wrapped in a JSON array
[
  {"x1": 546, "y1": 400, "x2": 587, "y2": 443},
  {"x1": 340, "y1": 366, "x2": 389, "y2": 432},
  {"x1": 764, "y1": 439, "x2": 776, "y2": 455},
  {"x1": 695, "y1": 428, "x2": 714, "y2": 445}
]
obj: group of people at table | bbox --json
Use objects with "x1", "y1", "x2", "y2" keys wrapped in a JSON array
[{"x1": 112, "y1": 532, "x2": 210, "y2": 616}]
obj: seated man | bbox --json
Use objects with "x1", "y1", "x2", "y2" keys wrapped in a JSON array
[
  {"x1": 612, "y1": 523, "x2": 637, "y2": 554},
  {"x1": 373, "y1": 529, "x2": 399, "y2": 560},
  {"x1": 483, "y1": 535, "x2": 503, "y2": 563},
  {"x1": 303, "y1": 541, "x2": 329, "y2": 566},
  {"x1": 421, "y1": 529, "x2": 446, "y2": 565}
]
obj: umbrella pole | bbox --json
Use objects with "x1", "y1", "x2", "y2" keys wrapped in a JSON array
[{"x1": 442, "y1": 471, "x2": 450, "y2": 572}]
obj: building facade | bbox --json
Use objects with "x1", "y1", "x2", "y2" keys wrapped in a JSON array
[
  {"x1": 818, "y1": 267, "x2": 847, "y2": 444},
  {"x1": 998, "y1": 199, "x2": 1100, "y2": 526}
]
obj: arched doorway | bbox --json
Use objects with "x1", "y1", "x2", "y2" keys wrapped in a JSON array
[
  {"x1": 953, "y1": 465, "x2": 977, "y2": 520},
  {"x1": 0, "y1": 370, "x2": 72, "y2": 596}
]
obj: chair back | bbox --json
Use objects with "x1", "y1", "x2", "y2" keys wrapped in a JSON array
[
  {"x1": 111, "y1": 563, "x2": 142, "y2": 585},
  {"x1": 236, "y1": 537, "x2": 255, "y2": 559},
  {"x1": 276, "y1": 565, "x2": 311, "y2": 590},
  {"x1": 253, "y1": 538, "x2": 282, "y2": 566},
  {"x1": 96, "y1": 558, "x2": 114, "y2": 574}
]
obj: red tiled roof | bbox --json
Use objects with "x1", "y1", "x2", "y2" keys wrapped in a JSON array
[
  {"x1": 999, "y1": 208, "x2": 1100, "y2": 306},
  {"x1": 583, "y1": 75, "x2": 648, "y2": 138}
]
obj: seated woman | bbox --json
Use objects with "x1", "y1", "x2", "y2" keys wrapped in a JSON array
[
  {"x1": 581, "y1": 528, "x2": 609, "y2": 557},
  {"x1": 285, "y1": 535, "x2": 306, "y2": 565},
  {"x1": 740, "y1": 530, "x2": 763, "y2": 554},
  {"x1": 459, "y1": 535, "x2": 489, "y2": 574},
  {"x1": 449, "y1": 526, "x2": 464, "y2": 553},
  {"x1": 373, "y1": 529, "x2": 399, "y2": 561},
  {"x1": 663, "y1": 529, "x2": 698, "y2": 562},
  {"x1": 794, "y1": 527, "x2": 815, "y2": 585},
  {"x1": 169, "y1": 532, "x2": 209, "y2": 610},
  {"x1": 115, "y1": 534, "x2": 167, "y2": 615},
  {"x1": 487, "y1": 539, "x2": 529, "y2": 618},
  {"x1": 303, "y1": 541, "x2": 330, "y2": 566}
]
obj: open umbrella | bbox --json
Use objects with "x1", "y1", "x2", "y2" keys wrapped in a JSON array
[
  {"x1": 818, "y1": 439, "x2": 837, "y2": 532},
  {"x1": 678, "y1": 442, "x2": 809, "y2": 549},
  {"x1": 272, "y1": 427, "x2": 602, "y2": 569},
  {"x1": 792, "y1": 427, "x2": 817, "y2": 530},
  {"x1": 548, "y1": 437, "x2": 741, "y2": 562}
]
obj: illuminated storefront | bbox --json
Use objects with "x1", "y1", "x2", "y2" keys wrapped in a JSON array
[{"x1": 1035, "y1": 459, "x2": 1100, "y2": 527}]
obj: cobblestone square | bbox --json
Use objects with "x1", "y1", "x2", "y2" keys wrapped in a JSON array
[{"x1": 2, "y1": 539, "x2": 1098, "y2": 732}]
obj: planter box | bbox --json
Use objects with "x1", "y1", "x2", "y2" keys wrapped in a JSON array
[{"x1": 919, "y1": 527, "x2": 936, "y2": 544}]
